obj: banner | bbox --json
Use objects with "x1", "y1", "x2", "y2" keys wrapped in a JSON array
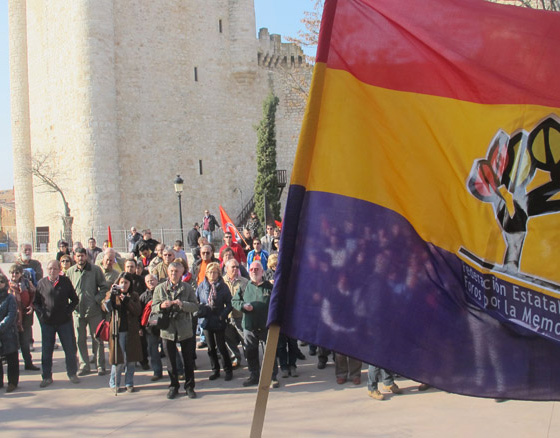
[{"x1": 269, "y1": 0, "x2": 560, "y2": 400}]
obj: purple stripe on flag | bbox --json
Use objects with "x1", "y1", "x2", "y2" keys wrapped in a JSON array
[{"x1": 270, "y1": 186, "x2": 560, "y2": 400}]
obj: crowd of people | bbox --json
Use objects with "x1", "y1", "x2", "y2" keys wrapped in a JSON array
[{"x1": 0, "y1": 209, "x2": 424, "y2": 400}]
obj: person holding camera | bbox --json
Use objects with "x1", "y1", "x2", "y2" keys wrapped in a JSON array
[
  {"x1": 104, "y1": 272, "x2": 142, "y2": 393},
  {"x1": 196, "y1": 262, "x2": 234, "y2": 382},
  {"x1": 152, "y1": 261, "x2": 199, "y2": 400}
]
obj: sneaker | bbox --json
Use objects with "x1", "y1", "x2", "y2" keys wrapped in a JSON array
[
  {"x1": 289, "y1": 366, "x2": 298, "y2": 378},
  {"x1": 77, "y1": 368, "x2": 91, "y2": 376},
  {"x1": 69, "y1": 375, "x2": 80, "y2": 384},
  {"x1": 209, "y1": 372, "x2": 220, "y2": 381},
  {"x1": 40, "y1": 378, "x2": 53, "y2": 388},
  {"x1": 6, "y1": 384, "x2": 17, "y2": 393},
  {"x1": 25, "y1": 364, "x2": 40, "y2": 371},
  {"x1": 383, "y1": 383, "x2": 402, "y2": 394},
  {"x1": 186, "y1": 387, "x2": 197, "y2": 399},
  {"x1": 243, "y1": 376, "x2": 259, "y2": 387},
  {"x1": 281, "y1": 369, "x2": 290, "y2": 378},
  {"x1": 151, "y1": 375, "x2": 163, "y2": 382},
  {"x1": 167, "y1": 387, "x2": 179, "y2": 399},
  {"x1": 352, "y1": 376, "x2": 361, "y2": 385},
  {"x1": 271, "y1": 379, "x2": 280, "y2": 389},
  {"x1": 418, "y1": 383, "x2": 431, "y2": 391},
  {"x1": 197, "y1": 342, "x2": 207, "y2": 349},
  {"x1": 368, "y1": 389, "x2": 384, "y2": 400},
  {"x1": 336, "y1": 377, "x2": 347, "y2": 385},
  {"x1": 317, "y1": 361, "x2": 327, "y2": 370},
  {"x1": 126, "y1": 386, "x2": 135, "y2": 393},
  {"x1": 224, "y1": 371, "x2": 233, "y2": 381},
  {"x1": 97, "y1": 368, "x2": 107, "y2": 376}
]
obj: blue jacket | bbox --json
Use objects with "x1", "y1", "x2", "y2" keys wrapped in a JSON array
[
  {"x1": 247, "y1": 249, "x2": 269, "y2": 271},
  {"x1": 196, "y1": 278, "x2": 232, "y2": 331},
  {"x1": 0, "y1": 289, "x2": 19, "y2": 355}
]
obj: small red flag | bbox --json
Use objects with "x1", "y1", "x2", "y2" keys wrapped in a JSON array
[
  {"x1": 107, "y1": 226, "x2": 113, "y2": 248},
  {"x1": 219, "y1": 206, "x2": 240, "y2": 243},
  {"x1": 275, "y1": 220, "x2": 282, "y2": 230}
]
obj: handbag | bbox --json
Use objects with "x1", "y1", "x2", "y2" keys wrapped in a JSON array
[
  {"x1": 148, "y1": 311, "x2": 170, "y2": 330},
  {"x1": 95, "y1": 319, "x2": 110, "y2": 342}
]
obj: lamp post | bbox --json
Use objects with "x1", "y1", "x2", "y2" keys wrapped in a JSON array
[{"x1": 174, "y1": 174, "x2": 184, "y2": 243}]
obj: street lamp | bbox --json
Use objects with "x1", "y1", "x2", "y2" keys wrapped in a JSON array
[{"x1": 174, "y1": 174, "x2": 184, "y2": 243}]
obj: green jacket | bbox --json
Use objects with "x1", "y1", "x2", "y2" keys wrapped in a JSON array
[
  {"x1": 232, "y1": 280, "x2": 272, "y2": 331},
  {"x1": 152, "y1": 280, "x2": 198, "y2": 342},
  {"x1": 66, "y1": 262, "x2": 109, "y2": 318}
]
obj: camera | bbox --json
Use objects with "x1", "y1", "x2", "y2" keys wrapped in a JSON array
[{"x1": 111, "y1": 284, "x2": 124, "y2": 296}]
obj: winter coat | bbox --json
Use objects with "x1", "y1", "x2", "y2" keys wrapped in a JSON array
[
  {"x1": 0, "y1": 289, "x2": 19, "y2": 356},
  {"x1": 195, "y1": 278, "x2": 232, "y2": 331},
  {"x1": 106, "y1": 290, "x2": 143, "y2": 365},
  {"x1": 66, "y1": 262, "x2": 109, "y2": 318},
  {"x1": 232, "y1": 280, "x2": 273, "y2": 331},
  {"x1": 34, "y1": 276, "x2": 79, "y2": 326},
  {"x1": 152, "y1": 280, "x2": 198, "y2": 342}
]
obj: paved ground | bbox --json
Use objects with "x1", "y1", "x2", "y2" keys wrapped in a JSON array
[{"x1": 1, "y1": 263, "x2": 559, "y2": 437}]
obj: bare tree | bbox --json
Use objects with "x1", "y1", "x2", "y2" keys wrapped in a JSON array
[
  {"x1": 31, "y1": 153, "x2": 73, "y2": 244},
  {"x1": 487, "y1": 0, "x2": 559, "y2": 11}
]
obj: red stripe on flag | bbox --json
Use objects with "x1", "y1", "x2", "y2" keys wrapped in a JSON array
[{"x1": 319, "y1": 0, "x2": 560, "y2": 106}]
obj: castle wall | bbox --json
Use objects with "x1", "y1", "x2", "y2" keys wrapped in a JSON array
[{"x1": 14, "y1": 0, "x2": 311, "y2": 247}]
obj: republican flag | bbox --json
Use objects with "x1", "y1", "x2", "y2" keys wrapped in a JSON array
[
  {"x1": 219, "y1": 205, "x2": 240, "y2": 243},
  {"x1": 269, "y1": 0, "x2": 560, "y2": 400}
]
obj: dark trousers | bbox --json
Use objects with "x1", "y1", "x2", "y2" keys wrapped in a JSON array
[
  {"x1": 225, "y1": 317, "x2": 244, "y2": 361},
  {"x1": 19, "y1": 312, "x2": 34, "y2": 367},
  {"x1": 40, "y1": 319, "x2": 78, "y2": 379},
  {"x1": 243, "y1": 328, "x2": 277, "y2": 380},
  {"x1": 203, "y1": 329, "x2": 232, "y2": 373},
  {"x1": 0, "y1": 351, "x2": 19, "y2": 387},
  {"x1": 277, "y1": 334, "x2": 298, "y2": 370},
  {"x1": 162, "y1": 337, "x2": 195, "y2": 389}
]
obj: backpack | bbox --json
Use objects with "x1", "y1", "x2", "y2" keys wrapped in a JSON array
[
  {"x1": 140, "y1": 300, "x2": 153, "y2": 327},
  {"x1": 22, "y1": 268, "x2": 37, "y2": 287}
]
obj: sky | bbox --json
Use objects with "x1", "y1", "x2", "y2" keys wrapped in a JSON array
[{"x1": 0, "y1": 0, "x2": 317, "y2": 191}]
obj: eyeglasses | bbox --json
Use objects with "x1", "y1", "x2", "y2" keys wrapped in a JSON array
[
  {"x1": 230, "y1": 266, "x2": 239, "y2": 269},
  {"x1": 249, "y1": 267, "x2": 261, "y2": 272},
  {"x1": 201, "y1": 251, "x2": 211, "y2": 255},
  {"x1": 61, "y1": 260, "x2": 71, "y2": 263},
  {"x1": 163, "y1": 254, "x2": 174, "y2": 257}
]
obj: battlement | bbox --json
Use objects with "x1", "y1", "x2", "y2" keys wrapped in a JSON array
[{"x1": 257, "y1": 28, "x2": 309, "y2": 69}]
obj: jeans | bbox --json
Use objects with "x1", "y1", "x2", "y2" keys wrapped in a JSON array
[
  {"x1": 204, "y1": 329, "x2": 232, "y2": 373},
  {"x1": 40, "y1": 319, "x2": 78, "y2": 379},
  {"x1": 0, "y1": 351, "x2": 19, "y2": 387},
  {"x1": 277, "y1": 334, "x2": 298, "y2": 370},
  {"x1": 243, "y1": 328, "x2": 278, "y2": 380},
  {"x1": 367, "y1": 365, "x2": 395, "y2": 391},
  {"x1": 74, "y1": 313, "x2": 105, "y2": 371},
  {"x1": 201, "y1": 229, "x2": 213, "y2": 244},
  {"x1": 146, "y1": 331, "x2": 163, "y2": 376},
  {"x1": 19, "y1": 312, "x2": 34, "y2": 367},
  {"x1": 110, "y1": 331, "x2": 135, "y2": 388},
  {"x1": 162, "y1": 337, "x2": 195, "y2": 389}
]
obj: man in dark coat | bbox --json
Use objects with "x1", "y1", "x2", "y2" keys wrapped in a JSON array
[{"x1": 35, "y1": 260, "x2": 80, "y2": 387}]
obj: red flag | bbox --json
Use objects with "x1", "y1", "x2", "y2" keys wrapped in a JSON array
[
  {"x1": 219, "y1": 206, "x2": 240, "y2": 243},
  {"x1": 274, "y1": 220, "x2": 282, "y2": 230},
  {"x1": 107, "y1": 226, "x2": 113, "y2": 248}
]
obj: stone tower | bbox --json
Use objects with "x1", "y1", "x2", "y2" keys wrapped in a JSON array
[{"x1": 9, "y1": 0, "x2": 311, "y2": 249}]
